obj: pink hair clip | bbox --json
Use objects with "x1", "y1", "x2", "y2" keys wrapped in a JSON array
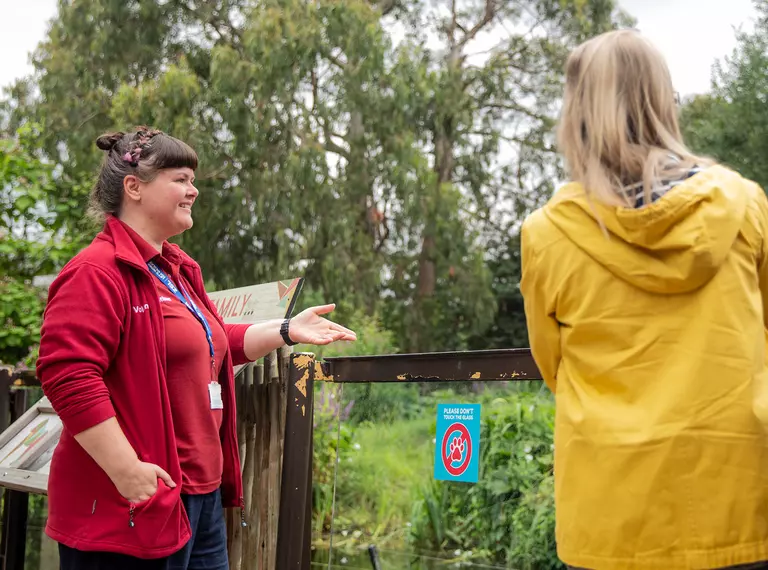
[{"x1": 122, "y1": 147, "x2": 142, "y2": 166}]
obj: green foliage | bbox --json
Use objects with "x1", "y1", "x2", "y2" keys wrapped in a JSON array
[
  {"x1": 307, "y1": 300, "x2": 411, "y2": 534},
  {"x1": 409, "y1": 391, "x2": 560, "y2": 569},
  {"x1": 0, "y1": 279, "x2": 45, "y2": 366},
  {"x1": 0, "y1": 125, "x2": 87, "y2": 365},
  {"x1": 312, "y1": 383, "x2": 354, "y2": 535},
  {"x1": 295, "y1": 289, "x2": 399, "y2": 360},
  {"x1": 681, "y1": 2, "x2": 768, "y2": 190},
  {"x1": 3, "y1": 0, "x2": 629, "y2": 355},
  {"x1": 379, "y1": 0, "x2": 628, "y2": 352},
  {"x1": 333, "y1": 415, "x2": 436, "y2": 541},
  {"x1": 346, "y1": 383, "x2": 424, "y2": 425},
  {"x1": 0, "y1": 124, "x2": 89, "y2": 278},
  {"x1": 310, "y1": 384, "x2": 560, "y2": 567},
  {"x1": 470, "y1": 233, "x2": 530, "y2": 350}
]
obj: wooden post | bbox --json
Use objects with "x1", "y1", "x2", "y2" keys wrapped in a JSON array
[
  {"x1": 0, "y1": 368, "x2": 12, "y2": 433},
  {"x1": 1, "y1": 389, "x2": 30, "y2": 570},
  {"x1": 1, "y1": 491, "x2": 28, "y2": 570},
  {"x1": 270, "y1": 346, "x2": 290, "y2": 570},
  {"x1": 276, "y1": 353, "x2": 314, "y2": 570},
  {"x1": 240, "y1": 363, "x2": 257, "y2": 569}
]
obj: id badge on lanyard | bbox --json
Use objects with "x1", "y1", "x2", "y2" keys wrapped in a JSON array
[
  {"x1": 208, "y1": 382, "x2": 224, "y2": 410},
  {"x1": 147, "y1": 261, "x2": 223, "y2": 411}
]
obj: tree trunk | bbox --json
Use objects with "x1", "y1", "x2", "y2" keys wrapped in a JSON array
[{"x1": 413, "y1": 40, "x2": 461, "y2": 352}]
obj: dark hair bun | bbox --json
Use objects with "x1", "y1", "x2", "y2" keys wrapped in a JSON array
[{"x1": 95, "y1": 132, "x2": 125, "y2": 151}]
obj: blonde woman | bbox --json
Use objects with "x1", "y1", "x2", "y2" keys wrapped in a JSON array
[{"x1": 521, "y1": 30, "x2": 768, "y2": 570}]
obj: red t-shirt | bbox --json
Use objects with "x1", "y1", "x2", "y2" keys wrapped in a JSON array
[{"x1": 129, "y1": 229, "x2": 229, "y2": 495}]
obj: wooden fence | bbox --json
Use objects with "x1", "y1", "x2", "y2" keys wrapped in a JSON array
[{"x1": 226, "y1": 347, "x2": 291, "y2": 570}]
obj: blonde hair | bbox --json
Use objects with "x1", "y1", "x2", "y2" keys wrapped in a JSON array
[{"x1": 558, "y1": 30, "x2": 708, "y2": 207}]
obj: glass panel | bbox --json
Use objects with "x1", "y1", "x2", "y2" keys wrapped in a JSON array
[
  {"x1": 313, "y1": 379, "x2": 556, "y2": 569},
  {"x1": 311, "y1": 381, "x2": 346, "y2": 567}
]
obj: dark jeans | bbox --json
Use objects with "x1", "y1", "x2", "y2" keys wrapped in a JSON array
[{"x1": 59, "y1": 488, "x2": 229, "y2": 570}]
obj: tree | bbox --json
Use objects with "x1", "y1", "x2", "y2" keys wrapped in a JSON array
[
  {"x1": 0, "y1": 124, "x2": 84, "y2": 365},
  {"x1": 381, "y1": 0, "x2": 630, "y2": 351},
  {"x1": 469, "y1": 233, "x2": 529, "y2": 349},
  {"x1": 681, "y1": 1, "x2": 768, "y2": 190},
  {"x1": 5, "y1": 0, "x2": 629, "y2": 355},
  {"x1": 7, "y1": 0, "x2": 409, "y2": 305}
]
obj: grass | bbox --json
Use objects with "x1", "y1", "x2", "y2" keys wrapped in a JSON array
[{"x1": 332, "y1": 415, "x2": 434, "y2": 543}]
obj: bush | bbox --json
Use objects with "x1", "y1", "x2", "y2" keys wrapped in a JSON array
[
  {"x1": 312, "y1": 383, "x2": 353, "y2": 534},
  {"x1": 343, "y1": 382, "x2": 423, "y2": 425},
  {"x1": 409, "y1": 391, "x2": 561, "y2": 569},
  {"x1": 0, "y1": 278, "x2": 45, "y2": 367},
  {"x1": 333, "y1": 415, "x2": 434, "y2": 536}
]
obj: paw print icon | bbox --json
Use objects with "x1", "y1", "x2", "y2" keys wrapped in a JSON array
[{"x1": 449, "y1": 436, "x2": 465, "y2": 463}]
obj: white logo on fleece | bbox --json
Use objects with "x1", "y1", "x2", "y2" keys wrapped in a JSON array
[
  {"x1": 159, "y1": 296, "x2": 173, "y2": 303},
  {"x1": 132, "y1": 304, "x2": 150, "y2": 313}
]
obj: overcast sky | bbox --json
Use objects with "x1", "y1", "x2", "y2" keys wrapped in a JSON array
[{"x1": 0, "y1": 0, "x2": 759, "y2": 97}]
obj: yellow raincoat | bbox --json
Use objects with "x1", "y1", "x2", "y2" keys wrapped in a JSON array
[{"x1": 521, "y1": 165, "x2": 768, "y2": 570}]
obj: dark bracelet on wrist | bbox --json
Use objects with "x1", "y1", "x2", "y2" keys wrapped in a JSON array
[{"x1": 280, "y1": 318, "x2": 297, "y2": 346}]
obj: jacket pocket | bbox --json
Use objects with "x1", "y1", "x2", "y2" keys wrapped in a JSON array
[
  {"x1": 116, "y1": 480, "x2": 175, "y2": 528},
  {"x1": 48, "y1": 438, "x2": 187, "y2": 556},
  {"x1": 118, "y1": 484, "x2": 159, "y2": 527}
]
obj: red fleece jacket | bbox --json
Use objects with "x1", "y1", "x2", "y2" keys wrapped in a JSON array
[{"x1": 37, "y1": 216, "x2": 250, "y2": 558}]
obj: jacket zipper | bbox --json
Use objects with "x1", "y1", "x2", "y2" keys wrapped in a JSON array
[{"x1": 240, "y1": 496, "x2": 247, "y2": 527}]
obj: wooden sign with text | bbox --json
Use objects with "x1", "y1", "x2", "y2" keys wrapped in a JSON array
[{"x1": 208, "y1": 278, "x2": 304, "y2": 324}]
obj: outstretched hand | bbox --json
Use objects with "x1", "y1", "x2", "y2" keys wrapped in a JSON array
[{"x1": 289, "y1": 304, "x2": 357, "y2": 346}]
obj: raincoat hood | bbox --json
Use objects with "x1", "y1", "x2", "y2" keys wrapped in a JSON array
[{"x1": 544, "y1": 165, "x2": 749, "y2": 294}]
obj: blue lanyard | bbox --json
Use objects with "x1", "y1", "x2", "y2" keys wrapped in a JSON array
[{"x1": 147, "y1": 262, "x2": 216, "y2": 378}]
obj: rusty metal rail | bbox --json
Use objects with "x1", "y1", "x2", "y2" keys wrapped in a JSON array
[{"x1": 318, "y1": 348, "x2": 540, "y2": 383}]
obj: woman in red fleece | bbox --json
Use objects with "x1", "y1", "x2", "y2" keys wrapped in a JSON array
[{"x1": 36, "y1": 127, "x2": 356, "y2": 570}]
